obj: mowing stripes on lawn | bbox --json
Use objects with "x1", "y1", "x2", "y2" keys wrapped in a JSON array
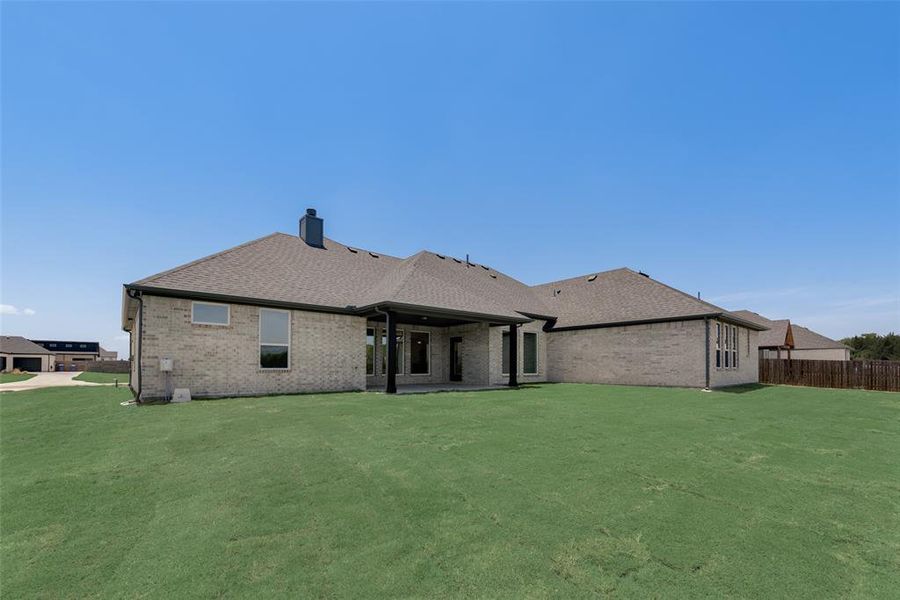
[
  {"x1": 1, "y1": 384, "x2": 898, "y2": 598},
  {"x1": 72, "y1": 371, "x2": 130, "y2": 384}
]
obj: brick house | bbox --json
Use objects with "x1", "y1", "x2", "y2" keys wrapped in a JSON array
[
  {"x1": 732, "y1": 310, "x2": 851, "y2": 361},
  {"x1": 122, "y1": 210, "x2": 765, "y2": 401}
]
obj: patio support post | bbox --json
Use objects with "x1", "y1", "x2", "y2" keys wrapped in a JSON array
[
  {"x1": 508, "y1": 323, "x2": 518, "y2": 387},
  {"x1": 386, "y1": 310, "x2": 397, "y2": 394}
]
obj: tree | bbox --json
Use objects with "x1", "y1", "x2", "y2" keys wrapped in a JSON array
[{"x1": 840, "y1": 332, "x2": 900, "y2": 361}]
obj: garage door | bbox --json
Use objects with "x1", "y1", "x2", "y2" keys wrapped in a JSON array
[{"x1": 13, "y1": 357, "x2": 42, "y2": 372}]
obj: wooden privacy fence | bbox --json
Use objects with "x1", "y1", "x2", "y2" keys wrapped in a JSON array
[{"x1": 759, "y1": 358, "x2": 900, "y2": 392}]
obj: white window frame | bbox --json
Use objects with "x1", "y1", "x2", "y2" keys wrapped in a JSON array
[
  {"x1": 259, "y1": 308, "x2": 291, "y2": 370},
  {"x1": 501, "y1": 330, "x2": 511, "y2": 376},
  {"x1": 408, "y1": 330, "x2": 431, "y2": 376},
  {"x1": 366, "y1": 327, "x2": 376, "y2": 376},
  {"x1": 381, "y1": 328, "x2": 404, "y2": 376},
  {"x1": 724, "y1": 325, "x2": 731, "y2": 368},
  {"x1": 192, "y1": 301, "x2": 230, "y2": 326},
  {"x1": 523, "y1": 332, "x2": 538, "y2": 375},
  {"x1": 715, "y1": 323, "x2": 722, "y2": 369},
  {"x1": 732, "y1": 326, "x2": 739, "y2": 369}
]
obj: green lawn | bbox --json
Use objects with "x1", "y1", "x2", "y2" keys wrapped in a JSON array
[
  {"x1": 73, "y1": 371, "x2": 129, "y2": 384},
  {"x1": 1, "y1": 384, "x2": 897, "y2": 598},
  {"x1": 0, "y1": 372, "x2": 35, "y2": 384}
]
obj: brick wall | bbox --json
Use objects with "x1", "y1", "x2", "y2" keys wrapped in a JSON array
[
  {"x1": 138, "y1": 295, "x2": 366, "y2": 400},
  {"x1": 545, "y1": 320, "x2": 707, "y2": 388},
  {"x1": 708, "y1": 321, "x2": 759, "y2": 387},
  {"x1": 448, "y1": 322, "x2": 491, "y2": 385},
  {"x1": 489, "y1": 320, "x2": 549, "y2": 385}
]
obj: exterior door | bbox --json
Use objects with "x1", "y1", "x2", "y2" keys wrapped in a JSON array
[{"x1": 449, "y1": 337, "x2": 462, "y2": 382}]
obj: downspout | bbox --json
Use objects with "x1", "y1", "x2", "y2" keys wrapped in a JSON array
[
  {"x1": 126, "y1": 289, "x2": 143, "y2": 403},
  {"x1": 704, "y1": 317, "x2": 711, "y2": 391}
]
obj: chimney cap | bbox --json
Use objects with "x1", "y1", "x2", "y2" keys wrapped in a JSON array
[{"x1": 306, "y1": 208, "x2": 317, "y2": 217}]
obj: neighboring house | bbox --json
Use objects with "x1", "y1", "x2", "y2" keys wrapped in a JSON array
[
  {"x1": 732, "y1": 310, "x2": 851, "y2": 361},
  {"x1": 789, "y1": 325, "x2": 852, "y2": 361},
  {"x1": 121, "y1": 209, "x2": 766, "y2": 401},
  {"x1": 0, "y1": 336, "x2": 55, "y2": 372},
  {"x1": 731, "y1": 311, "x2": 794, "y2": 359},
  {"x1": 98, "y1": 347, "x2": 118, "y2": 361},
  {"x1": 31, "y1": 340, "x2": 102, "y2": 371}
]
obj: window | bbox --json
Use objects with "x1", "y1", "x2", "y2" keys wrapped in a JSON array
[
  {"x1": 725, "y1": 326, "x2": 731, "y2": 368},
  {"x1": 732, "y1": 326, "x2": 739, "y2": 368},
  {"x1": 259, "y1": 308, "x2": 290, "y2": 369},
  {"x1": 192, "y1": 301, "x2": 229, "y2": 326},
  {"x1": 501, "y1": 331, "x2": 510, "y2": 375},
  {"x1": 715, "y1": 323, "x2": 721, "y2": 368},
  {"x1": 718, "y1": 323, "x2": 740, "y2": 370},
  {"x1": 381, "y1": 330, "x2": 404, "y2": 375},
  {"x1": 409, "y1": 331, "x2": 430, "y2": 374},
  {"x1": 366, "y1": 327, "x2": 375, "y2": 376},
  {"x1": 523, "y1": 332, "x2": 538, "y2": 375}
]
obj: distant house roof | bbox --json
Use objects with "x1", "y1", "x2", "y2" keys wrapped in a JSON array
[
  {"x1": 124, "y1": 232, "x2": 767, "y2": 331},
  {"x1": 731, "y1": 310, "x2": 792, "y2": 348},
  {"x1": 32, "y1": 340, "x2": 100, "y2": 354},
  {"x1": 0, "y1": 336, "x2": 53, "y2": 355},
  {"x1": 532, "y1": 268, "x2": 766, "y2": 330},
  {"x1": 732, "y1": 310, "x2": 850, "y2": 351},
  {"x1": 790, "y1": 325, "x2": 851, "y2": 350}
]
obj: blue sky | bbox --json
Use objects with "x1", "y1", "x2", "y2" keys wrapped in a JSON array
[{"x1": 2, "y1": 1, "x2": 898, "y2": 357}]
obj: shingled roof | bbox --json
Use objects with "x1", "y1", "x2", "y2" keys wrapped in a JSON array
[
  {"x1": 126, "y1": 231, "x2": 766, "y2": 331},
  {"x1": 0, "y1": 336, "x2": 53, "y2": 355},
  {"x1": 790, "y1": 324, "x2": 851, "y2": 350},
  {"x1": 129, "y1": 233, "x2": 550, "y2": 324},
  {"x1": 532, "y1": 269, "x2": 765, "y2": 330},
  {"x1": 731, "y1": 310, "x2": 792, "y2": 348}
]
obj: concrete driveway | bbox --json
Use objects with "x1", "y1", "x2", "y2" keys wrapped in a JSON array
[{"x1": 0, "y1": 371, "x2": 107, "y2": 392}]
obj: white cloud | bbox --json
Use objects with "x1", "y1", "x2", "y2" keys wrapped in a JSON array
[{"x1": 0, "y1": 304, "x2": 36, "y2": 316}]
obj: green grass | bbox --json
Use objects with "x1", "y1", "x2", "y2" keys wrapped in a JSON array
[
  {"x1": 0, "y1": 372, "x2": 35, "y2": 384},
  {"x1": 1, "y1": 384, "x2": 898, "y2": 598},
  {"x1": 73, "y1": 371, "x2": 130, "y2": 384}
]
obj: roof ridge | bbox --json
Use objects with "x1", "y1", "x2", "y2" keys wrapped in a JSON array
[
  {"x1": 358, "y1": 252, "x2": 428, "y2": 304},
  {"x1": 130, "y1": 232, "x2": 283, "y2": 286},
  {"x1": 531, "y1": 267, "x2": 630, "y2": 289}
]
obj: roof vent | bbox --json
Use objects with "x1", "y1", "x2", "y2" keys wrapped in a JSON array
[
  {"x1": 347, "y1": 247, "x2": 358, "y2": 254},
  {"x1": 452, "y1": 258, "x2": 462, "y2": 264},
  {"x1": 638, "y1": 271, "x2": 649, "y2": 278},
  {"x1": 587, "y1": 274, "x2": 597, "y2": 282},
  {"x1": 299, "y1": 208, "x2": 324, "y2": 248},
  {"x1": 368, "y1": 252, "x2": 379, "y2": 258},
  {"x1": 436, "y1": 254, "x2": 445, "y2": 259},
  {"x1": 480, "y1": 265, "x2": 489, "y2": 271},
  {"x1": 490, "y1": 274, "x2": 497, "y2": 279}
]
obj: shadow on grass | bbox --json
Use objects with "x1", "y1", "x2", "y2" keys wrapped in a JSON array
[{"x1": 715, "y1": 383, "x2": 770, "y2": 394}]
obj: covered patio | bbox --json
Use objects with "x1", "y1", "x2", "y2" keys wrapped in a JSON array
[{"x1": 359, "y1": 303, "x2": 528, "y2": 394}]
